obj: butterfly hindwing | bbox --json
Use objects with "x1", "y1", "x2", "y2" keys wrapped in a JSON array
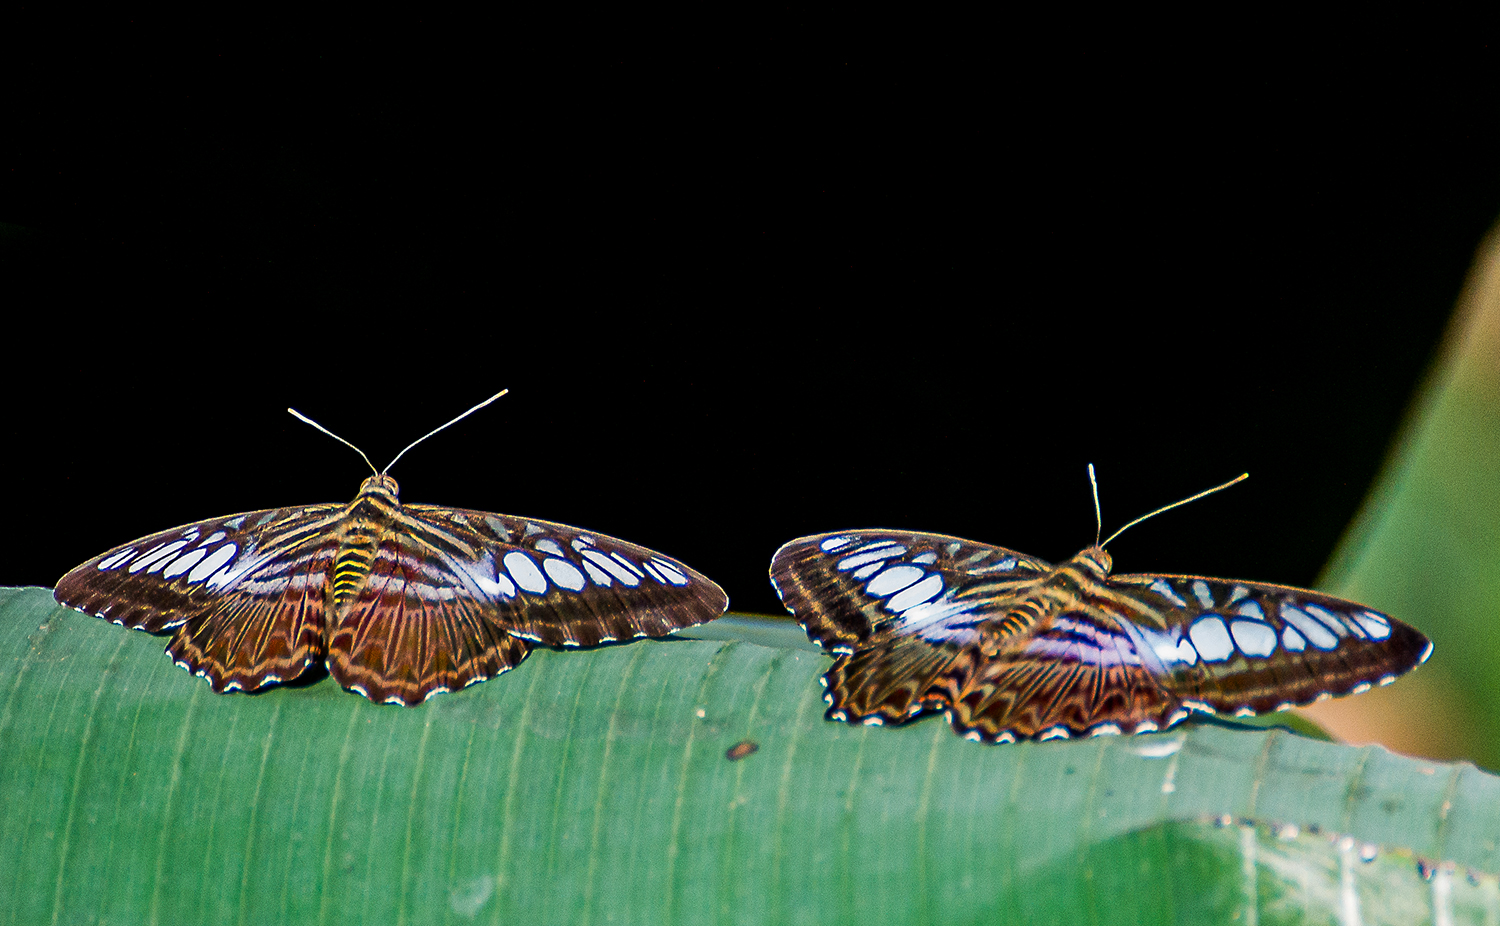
[
  {"x1": 55, "y1": 504, "x2": 346, "y2": 692},
  {"x1": 325, "y1": 520, "x2": 532, "y2": 705},
  {"x1": 772, "y1": 529, "x2": 1432, "y2": 742}
]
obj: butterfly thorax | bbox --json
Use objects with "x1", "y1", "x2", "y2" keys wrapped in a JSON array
[
  {"x1": 976, "y1": 546, "x2": 1116, "y2": 655},
  {"x1": 330, "y1": 475, "x2": 404, "y2": 610}
]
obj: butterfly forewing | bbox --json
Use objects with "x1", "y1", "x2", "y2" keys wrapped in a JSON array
[
  {"x1": 401, "y1": 506, "x2": 729, "y2": 648},
  {"x1": 771, "y1": 529, "x2": 1432, "y2": 742},
  {"x1": 1105, "y1": 571, "x2": 1432, "y2": 716},
  {"x1": 54, "y1": 476, "x2": 727, "y2": 704},
  {"x1": 771, "y1": 530, "x2": 1051, "y2": 653}
]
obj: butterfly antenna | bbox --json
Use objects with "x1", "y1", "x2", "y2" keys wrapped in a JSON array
[
  {"x1": 1088, "y1": 463, "x2": 1104, "y2": 547},
  {"x1": 380, "y1": 389, "x2": 510, "y2": 474},
  {"x1": 1099, "y1": 470, "x2": 1249, "y2": 549},
  {"x1": 287, "y1": 407, "x2": 380, "y2": 477}
]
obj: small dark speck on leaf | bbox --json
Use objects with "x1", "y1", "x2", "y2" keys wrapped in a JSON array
[{"x1": 726, "y1": 740, "x2": 759, "y2": 761}]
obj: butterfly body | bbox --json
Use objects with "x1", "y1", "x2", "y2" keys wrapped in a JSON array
[
  {"x1": 771, "y1": 530, "x2": 1431, "y2": 742},
  {"x1": 56, "y1": 474, "x2": 727, "y2": 704}
]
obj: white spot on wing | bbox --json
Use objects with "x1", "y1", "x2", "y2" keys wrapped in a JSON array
[
  {"x1": 609, "y1": 552, "x2": 646, "y2": 578},
  {"x1": 819, "y1": 536, "x2": 853, "y2": 552},
  {"x1": 1138, "y1": 626, "x2": 1197, "y2": 667},
  {"x1": 1302, "y1": 603, "x2": 1350, "y2": 638},
  {"x1": 836, "y1": 545, "x2": 907, "y2": 572},
  {"x1": 503, "y1": 551, "x2": 548, "y2": 593},
  {"x1": 130, "y1": 541, "x2": 188, "y2": 573},
  {"x1": 97, "y1": 548, "x2": 136, "y2": 570},
  {"x1": 865, "y1": 565, "x2": 925, "y2": 597},
  {"x1": 162, "y1": 547, "x2": 209, "y2": 578},
  {"x1": 1191, "y1": 580, "x2": 1215, "y2": 609},
  {"x1": 885, "y1": 574, "x2": 943, "y2": 611},
  {"x1": 582, "y1": 550, "x2": 640, "y2": 587},
  {"x1": 186, "y1": 543, "x2": 238, "y2": 583},
  {"x1": 1233, "y1": 599, "x2": 1265, "y2": 620},
  {"x1": 1150, "y1": 579, "x2": 1188, "y2": 608},
  {"x1": 1281, "y1": 625, "x2": 1306, "y2": 652},
  {"x1": 580, "y1": 559, "x2": 612, "y2": 586},
  {"x1": 204, "y1": 548, "x2": 278, "y2": 592},
  {"x1": 912, "y1": 552, "x2": 937, "y2": 565},
  {"x1": 542, "y1": 558, "x2": 586, "y2": 592},
  {"x1": 651, "y1": 558, "x2": 689, "y2": 586},
  {"x1": 641, "y1": 561, "x2": 667, "y2": 583},
  {"x1": 1355, "y1": 610, "x2": 1392, "y2": 640},
  {"x1": 1281, "y1": 605, "x2": 1338, "y2": 650},
  {"x1": 1188, "y1": 616, "x2": 1233, "y2": 662},
  {"x1": 1230, "y1": 619, "x2": 1277, "y2": 657},
  {"x1": 535, "y1": 539, "x2": 566, "y2": 558}
]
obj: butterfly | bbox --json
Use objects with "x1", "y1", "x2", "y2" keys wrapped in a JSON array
[
  {"x1": 769, "y1": 469, "x2": 1432, "y2": 742},
  {"x1": 53, "y1": 391, "x2": 728, "y2": 705}
]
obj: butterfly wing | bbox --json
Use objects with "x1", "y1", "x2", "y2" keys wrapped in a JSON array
[
  {"x1": 324, "y1": 506, "x2": 728, "y2": 704},
  {"x1": 1097, "y1": 571, "x2": 1433, "y2": 717},
  {"x1": 770, "y1": 530, "x2": 1054, "y2": 725},
  {"x1": 54, "y1": 505, "x2": 344, "y2": 692}
]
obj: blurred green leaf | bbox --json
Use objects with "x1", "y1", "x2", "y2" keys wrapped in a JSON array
[
  {"x1": 1322, "y1": 227, "x2": 1500, "y2": 767},
  {"x1": 3, "y1": 587, "x2": 1498, "y2": 925}
]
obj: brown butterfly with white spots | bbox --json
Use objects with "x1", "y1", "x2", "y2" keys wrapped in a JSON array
[
  {"x1": 55, "y1": 391, "x2": 727, "y2": 704},
  {"x1": 770, "y1": 468, "x2": 1430, "y2": 742}
]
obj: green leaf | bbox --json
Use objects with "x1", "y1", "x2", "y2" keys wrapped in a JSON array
[
  {"x1": 3, "y1": 586, "x2": 1497, "y2": 925},
  {"x1": 1319, "y1": 229, "x2": 1500, "y2": 770}
]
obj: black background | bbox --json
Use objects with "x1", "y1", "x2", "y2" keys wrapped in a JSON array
[{"x1": 5, "y1": 34, "x2": 1498, "y2": 618}]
